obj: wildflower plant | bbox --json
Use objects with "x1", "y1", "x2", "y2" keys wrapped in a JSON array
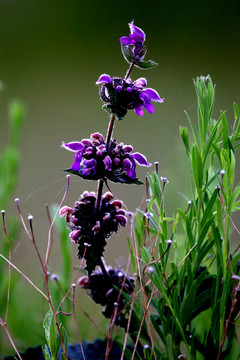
[{"x1": 1, "y1": 21, "x2": 240, "y2": 360}]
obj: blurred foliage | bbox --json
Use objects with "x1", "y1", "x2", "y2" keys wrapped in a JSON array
[{"x1": 0, "y1": 101, "x2": 24, "y2": 351}]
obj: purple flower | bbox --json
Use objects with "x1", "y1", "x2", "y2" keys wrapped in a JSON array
[
  {"x1": 62, "y1": 133, "x2": 151, "y2": 183},
  {"x1": 122, "y1": 152, "x2": 151, "y2": 180},
  {"x1": 120, "y1": 21, "x2": 145, "y2": 46},
  {"x1": 97, "y1": 74, "x2": 164, "y2": 119},
  {"x1": 136, "y1": 88, "x2": 164, "y2": 116},
  {"x1": 82, "y1": 158, "x2": 97, "y2": 175}
]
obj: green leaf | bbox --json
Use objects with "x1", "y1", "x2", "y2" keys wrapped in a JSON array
[
  {"x1": 127, "y1": 237, "x2": 136, "y2": 274},
  {"x1": 180, "y1": 126, "x2": 190, "y2": 157},
  {"x1": 216, "y1": 198, "x2": 224, "y2": 234},
  {"x1": 200, "y1": 189, "x2": 217, "y2": 228},
  {"x1": 141, "y1": 246, "x2": 151, "y2": 265},
  {"x1": 234, "y1": 102, "x2": 239, "y2": 120},
  {"x1": 136, "y1": 59, "x2": 158, "y2": 69},
  {"x1": 203, "y1": 115, "x2": 222, "y2": 167},
  {"x1": 64, "y1": 168, "x2": 143, "y2": 185},
  {"x1": 192, "y1": 144, "x2": 203, "y2": 191},
  {"x1": 177, "y1": 208, "x2": 187, "y2": 223},
  {"x1": 120, "y1": 42, "x2": 134, "y2": 64},
  {"x1": 186, "y1": 217, "x2": 194, "y2": 248},
  {"x1": 180, "y1": 281, "x2": 197, "y2": 327},
  {"x1": 195, "y1": 240, "x2": 214, "y2": 271},
  {"x1": 43, "y1": 308, "x2": 61, "y2": 360},
  {"x1": 42, "y1": 345, "x2": 51, "y2": 360},
  {"x1": 185, "y1": 110, "x2": 200, "y2": 149},
  {"x1": 211, "y1": 300, "x2": 220, "y2": 347},
  {"x1": 150, "y1": 315, "x2": 165, "y2": 343},
  {"x1": 212, "y1": 226, "x2": 223, "y2": 270},
  {"x1": 229, "y1": 184, "x2": 240, "y2": 211},
  {"x1": 102, "y1": 104, "x2": 113, "y2": 115},
  {"x1": 193, "y1": 288, "x2": 212, "y2": 318},
  {"x1": 60, "y1": 325, "x2": 68, "y2": 357},
  {"x1": 222, "y1": 112, "x2": 229, "y2": 150}
]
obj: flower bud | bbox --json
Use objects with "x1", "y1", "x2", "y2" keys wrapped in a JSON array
[{"x1": 69, "y1": 229, "x2": 81, "y2": 242}]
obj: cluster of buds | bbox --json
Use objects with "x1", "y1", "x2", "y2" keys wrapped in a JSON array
[
  {"x1": 60, "y1": 191, "x2": 127, "y2": 274},
  {"x1": 78, "y1": 267, "x2": 135, "y2": 322},
  {"x1": 62, "y1": 132, "x2": 151, "y2": 183},
  {"x1": 96, "y1": 74, "x2": 163, "y2": 119}
]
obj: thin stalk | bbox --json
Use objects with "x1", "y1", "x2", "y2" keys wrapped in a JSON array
[
  {"x1": 72, "y1": 285, "x2": 86, "y2": 360},
  {"x1": 125, "y1": 61, "x2": 135, "y2": 80},
  {"x1": 106, "y1": 114, "x2": 116, "y2": 150},
  {"x1": 0, "y1": 254, "x2": 48, "y2": 300},
  {"x1": 1, "y1": 211, "x2": 11, "y2": 324}
]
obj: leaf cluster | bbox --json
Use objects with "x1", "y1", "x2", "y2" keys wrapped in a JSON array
[{"x1": 127, "y1": 77, "x2": 240, "y2": 359}]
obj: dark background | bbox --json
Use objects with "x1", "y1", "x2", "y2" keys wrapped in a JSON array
[{"x1": 0, "y1": 0, "x2": 239, "y2": 354}]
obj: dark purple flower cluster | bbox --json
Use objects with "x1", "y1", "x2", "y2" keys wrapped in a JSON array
[
  {"x1": 78, "y1": 266, "x2": 135, "y2": 321},
  {"x1": 59, "y1": 191, "x2": 127, "y2": 273},
  {"x1": 62, "y1": 132, "x2": 151, "y2": 183},
  {"x1": 96, "y1": 74, "x2": 163, "y2": 119}
]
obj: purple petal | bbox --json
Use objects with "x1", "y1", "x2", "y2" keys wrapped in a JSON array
[
  {"x1": 122, "y1": 158, "x2": 136, "y2": 179},
  {"x1": 83, "y1": 158, "x2": 97, "y2": 168},
  {"x1": 134, "y1": 77, "x2": 147, "y2": 89},
  {"x1": 103, "y1": 155, "x2": 112, "y2": 171},
  {"x1": 144, "y1": 102, "x2": 155, "y2": 114},
  {"x1": 120, "y1": 36, "x2": 135, "y2": 45},
  {"x1": 69, "y1": 230, "x2": 81, "y2": 242},
  {"x1": 71, "y1": 151, "x2": 83, "y2": 171},
  {"x1": 62, "y1": 141, "x2": 84, "y2": 152},
  {"x1": 122, "y1": 158, "x2": 132, "y2": 170},
  {"x1": 82, "y1": 158, "x2": 97, "y2": 175},
  {"x1": 134, "y1": 105, "x2": 144, "y2": 116},
  {"x1": 128, "y1": 168, "x2": 136, "y2": 179},
  {"x1": 144, "y1": 88, "x2": 164, "y2": 102},
  {"x1": 123, "y1": 145, "x2": 133, "y2": 153},
  {"x1": 96, "y1": 74, "x2": 112, "y2": 85},
  {"x1": 139, "y1": 91, "x2": 150, "y2": 103},
  {"x1": 80, "y1": 139, "x2": 92, "y2": 147},
  {"x1": 129, "y1": 21, "x2": 145, "y2": 43},
  {"x1": 114, "y1": 157, "x2": 121, "y2": 165},
  {"x1": 116, "y1": 214, "x2": 127, "y2": 226},
  {"x1": 91, "y1": 132, "x2": 104, "y2": 143},
  {"x1": 131, "y1": 153, "x2": 151, "y2": 167}
]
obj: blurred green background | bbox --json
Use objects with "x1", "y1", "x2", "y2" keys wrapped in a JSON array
[{"x1": 0, "y1": 0, "x2": 240, "y2": 355}]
